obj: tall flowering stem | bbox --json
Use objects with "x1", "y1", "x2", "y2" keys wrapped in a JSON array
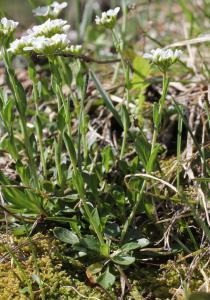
[
  {"x1": 111, "y1": 28, "x2": 130, "y2": 160},
  {"x1": 121, "y1": 72, "x2": 169, "y2": 240},
  {"x1": 121, "y1": 48, "x2": 182, "y2": 240}
]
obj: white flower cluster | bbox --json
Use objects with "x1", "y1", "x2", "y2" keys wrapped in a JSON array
[
  {"x1": 33, "y1": 1, "x2": 68, "y2": 18},
  {"x1": 27, "y1": 19, "x2": 70, "y2": 37},
  {"x1": 95, "y1": 7, "x2": 120, "y2": 29},
  {"x1": 24, "y1": 34, "x2": 69, "y2": 54},
  {"x1": 0, "y1": 17, "x2": 18, "y2": 38},
  {"x1": 144, "y1": 48, "x2": 182, "y2": 71},
  {"x1": 8, "y1": 35, "x2": 32, "y2": 54},
  {"x1": 8, "y1": 18, "x2": 81, "y2": 56}
]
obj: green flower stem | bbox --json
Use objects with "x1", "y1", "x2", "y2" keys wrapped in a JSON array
[
  {"x1": 112, "y1": 29, "x2": 130, "y2": 159},
  {"x1": 121, "y1": 73, "x2": 169, "y2": 241},
  {"x1": 57, "y1": 83, "x2": 72, "y2": 136},
  {"x1": 78, "y1": 73, "x2": 89, "y2": 168},
  {"x1": 55, "y1": 134, "x2": 65, "y2": 192},
  {"x1": 150, "y1": 72, "x2": 169, "y2": 161},
  {"x1": 3, "y1": 48, "x2": 39, "y2": 189},
  {"x1": 28, "y1": 59, "x2": 47, "y2": 178},
  {"x1": 177, "y1": 104, "x2": 183, "y2": 191},
  {"x1": 120, "y1": 118, "x2": 128, "y2": 160}
]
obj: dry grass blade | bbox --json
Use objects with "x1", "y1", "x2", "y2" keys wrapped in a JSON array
[{"x1": 164, "y1": 34, "x2": 210, "y2": 48}]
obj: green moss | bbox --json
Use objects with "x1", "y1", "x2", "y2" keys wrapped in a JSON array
[{"x1": 0, "y1": 233, "x2": 106, "y2": 300}]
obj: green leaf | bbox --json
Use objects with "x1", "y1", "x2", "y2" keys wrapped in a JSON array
[
  {"x1": 72, "y1": 169, "x2": 85, "y2": 198},
  {"x1": 90, "y1": 70, "x2": 122, "y2": 127},
  {"x1": 119, "y1": 104, "x2": 130, "y2": 129},
  {"x1": 83, "y1": 172, "x2": 99, "y2": 199},
  {"x1": 101, "y1": 145, "x2": 114, "y2": 173},
  {"x1": 97, "y1": 268, "x2": 116, "y2": 290},
  {"x1": 132, "y1": 56, "x2": 151, "y2": 91},
  {"x1": 121, "y1": 238, "x2": 149, "y2": 252},
  {"x1": 153, "y1": 102, "x2": 159, "y2": 128},
  {"x1": 80, "y1": 235, "x2": 100, "y2": 253},
  {"x1": 53, "y1": 227, "x2": 79, "y2": 245},
  {"x1": 91, "y1": 208, "x2": 101, "y2": 229},
  {"x1": 2, "y1": 98, "x2": 13, "y2": 130},
  {"x1": 57, "y1": 106, "x2": 66, "y2": 132},
  {"x1": 135, "y1": 132, "x2": 151, "y2": 169},
  {"x1": 112, "y1": 254, "x2": 135, "y2": 265},
  {"x1": 63, "y1": 132, "x2": 77, "y2": 171},
  {"x1": 146, "y1": 144, "x2": 160, "y2": 172}
]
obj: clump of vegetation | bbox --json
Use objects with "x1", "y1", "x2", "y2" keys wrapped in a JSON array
[{"x1": 0, "y1": 0, "x2": 209, "y2": 299}]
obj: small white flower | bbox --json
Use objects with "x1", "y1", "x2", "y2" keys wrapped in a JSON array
[
  {"x1": 33, "y1": 1, "x2": 68, "y2": 18},
  {"x1": 51, "y1": 1, "x2": 68, "y2": 17},
  {"x1": 33, "y1": 6, "x2": 50, "y2": 17},
  {"x1": 8, "y1": 35, "x2": 34, "y2": 54},
  {"x1": 24, "y1": 33, "x2": 70, "y2": 54},
  {"x1": 0, "y1": 17, "x2": 18, "y2": 37},
  {"x1": 143, "y1": 48, "x2": 182, "y2": 71},
  {"x1": 106, "y1": 7, "x2": 120, "y2": 17},
  {"x1": 65, "y1": 44, "x2": 82, "y2": 54},
  {"x1": 27, "y1": 19, "x2": 70, "y2": 38},
  {"x1": 95, "y1": 6, "x2": 120, "y2": 28}
]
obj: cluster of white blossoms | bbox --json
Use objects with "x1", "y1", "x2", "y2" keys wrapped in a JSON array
[
  {"x1": 95, "y1": 7, "x2": 120, "y2": 29},
  {"x1": 33, "y1": 2, "x2": 68, "y2": 18},
  {"x1": 8, "y1": 17, "x2": 82, "y2": 56},
  {"x1": 27, "y1": 19, "x2": 70, "y2": 38},
  {"x1": 0, "y1": 17, "x2": 18, "y2": 38},
  {"x1": 24, "y1": 34, "x2": 69, "y2": 54},
  {"x1": 144, "y1": 48, "x2": 182, "y2": 71}
]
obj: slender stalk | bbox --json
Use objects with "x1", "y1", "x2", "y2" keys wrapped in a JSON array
[
  {"x1": 121, "y1": 73, "x2": 169, "y2": 241},
  {"x1": 78, "y1": 73, "x2": 89, "y2": 168},
  {"x1": 150, "y1": 72, "x2": 169, "y2": 159},
  {"x1": 112, "y1": 29, "x2": 130, "y2": 159},
  {"x1": 176, "y1": 104, "x2": 183, "y2": 191},
  {"x1": 120, "y1": 118, "x2": 128, "y2": 160}
]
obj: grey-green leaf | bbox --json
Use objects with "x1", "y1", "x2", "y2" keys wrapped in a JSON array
[{"x1": 53, "y1": 227, "x2": 79, "y2": 245}]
